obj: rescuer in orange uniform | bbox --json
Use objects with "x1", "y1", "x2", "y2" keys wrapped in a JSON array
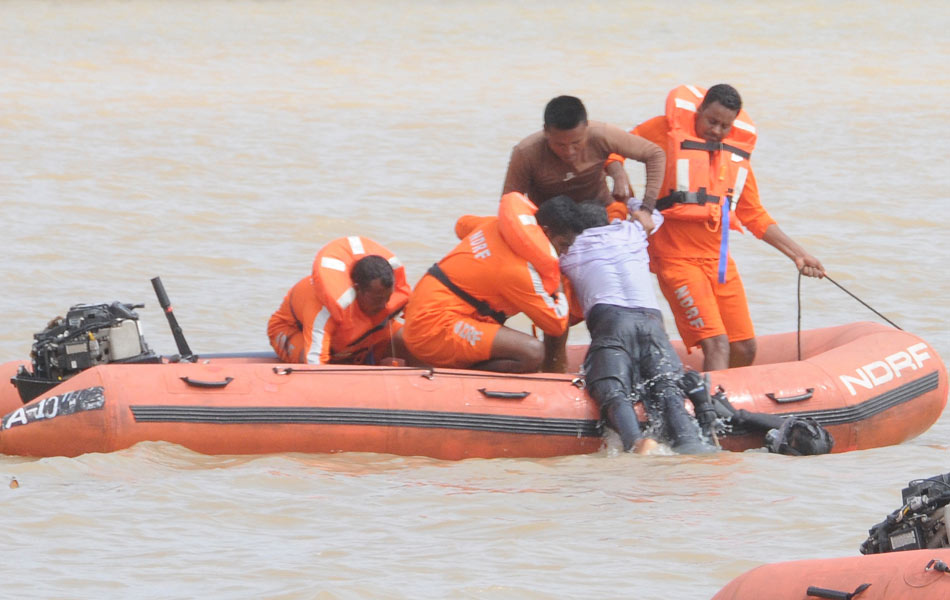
[
  {"x1": 267, "y1": 236, "x2": 412, "y2": 365},
  {"x1": 610, "y1": 84, "x2": 825, "y2": 371},
  {"x1": 402, "y1": 195, "x2": 583, "y2": 373}
]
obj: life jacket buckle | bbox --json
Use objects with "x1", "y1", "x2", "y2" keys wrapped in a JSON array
[{"x1": 705, "y1": 203, "x2": 722, "y2": 233}]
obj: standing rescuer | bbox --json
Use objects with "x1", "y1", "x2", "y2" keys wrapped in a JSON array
[{"x1": 609, "y1": 84, "x2": 825, "y2": 371}]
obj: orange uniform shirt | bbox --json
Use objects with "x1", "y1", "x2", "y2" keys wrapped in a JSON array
[
  {"x1": 267, "y1": 276, "x2": 402, "y2": 365},
  {"x1": 403, "y1": 219, "x2": 569, "y2": 367}
]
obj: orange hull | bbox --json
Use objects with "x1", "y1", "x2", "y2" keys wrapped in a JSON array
[
  {"x1": 712, "y1": 549, "x2": 950, "y2": 599},
  {"x1": 0, "y1": 322, "x2": 945, "y2": 459}
]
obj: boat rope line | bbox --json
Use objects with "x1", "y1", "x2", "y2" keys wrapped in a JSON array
[
  {"x1": 763, "y1": 370, "x2": 939, "y2": 428},
  {"x1": 273, "y1": 365, "x2": 433, "y2": 375},
  {"x1": 129, "y1": 405, "x2": 603, "y2": 437},
  {"x1": 796, "y1": 271, "x2": 904, "y2": 360},
  {"x1": 822, "y1": 274, "x2": 903, "y2": 330},
  {"x1": 272, "y1": 365, "x2": 584, "y2": 386}
]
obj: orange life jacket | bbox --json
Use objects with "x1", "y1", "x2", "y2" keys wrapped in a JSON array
[
  {"x1": 310, "y1": 236, "x2": 410, "y2": 362},
  {"x1": 657, "y1": 84, "x2": 756, "y2": 232},
  {"x1": 496, "y1": 192, "x2": 561, "y2": 295},
  {"x1": 454, "y1": 215, "x2": 495, "y2": 240}
]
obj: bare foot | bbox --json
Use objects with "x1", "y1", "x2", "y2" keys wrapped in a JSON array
[{"x1": 634, "y1": 437, "x2": 659, "y2": 455}]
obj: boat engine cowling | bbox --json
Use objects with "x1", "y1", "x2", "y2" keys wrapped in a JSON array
[
  {"x1": 860, "y1": 472, "x2": 950, "y2": 554},
  {"x1": 11, "y1": 301, "x2": 160, "y2": 404}
]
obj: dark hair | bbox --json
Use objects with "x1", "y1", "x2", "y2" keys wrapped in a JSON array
[
  {"x1": 350, "y1": 255, "x2": 394, "y2": 288},
  {"x1": 536, "y1": 195, "x2": 584, "y2": 236},
  {"x1": 700, "y1": 84, "x2": 742, "y2": 112},
  {"x1": 543, "y1": 96, "x2": 587, "y2": 130},
  {"x1": 576, "y1": 202, "x2": 609, "y2": 230}
]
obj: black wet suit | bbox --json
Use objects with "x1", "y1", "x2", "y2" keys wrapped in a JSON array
[{"x1": 583, "y1": 304, "x2": 708, "y2": 453}]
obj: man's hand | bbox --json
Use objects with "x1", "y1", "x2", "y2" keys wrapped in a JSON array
[
  {"x1": 796, "y1": 253, "x2": 826, "y2": 278},
  {"x1": 605, "y1": 161, "x2": 632, "y2": 203},
  {"x1": 633, "y1": 207, "x2": 656, "y2": 234},
  {"x1": 761, "y1": 224, "x2": 826, "y2": 279}
]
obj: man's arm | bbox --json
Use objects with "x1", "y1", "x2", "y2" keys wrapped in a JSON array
[
  {"x1": 307, "y1": 314, "x2": 338, "y2": 364},
  {"x1": 503, "y1": 268, "x2": 570, "y2": 340},
  {"x1": 731, "y1": 170, "x2": 824, "y2": 278},
  {"x1": 540, "y1": 278, "x2": 586, "y2": 373},
  {"x1": 502, "y1": 146, "x2": 531, "y2": 196},
  {"x1": 601, "y1": 124, "x2": 665, "y2": 231},
  {"x1": 601, "y1": 121, "x2": 666, "y2": 209},
  {"x1": 761, "y1": 224, "x2": 826, "y2": 278},
  {"x1": 604, "y1": 157, "x2": 656, "y2": 231},
  {"x1": 605, "y1": 160, "x2": 633, "y2": 204},
  {"x1": 520, "y1": 288, "x2": 570, "y2": 338},
  {"x1": 615, "y1": 135, "x2": 665, "y2": 212},
  {"x1": 541, "y1": 330, "x2": 569, "y2": 373}
]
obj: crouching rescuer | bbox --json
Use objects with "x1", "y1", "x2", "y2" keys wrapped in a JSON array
[
  {"x1": 267, "y1": 236, "x2": 412, "y2": 365},
  {"x1": 402, "y1": 194, "x2": 582, "y2": 373}
]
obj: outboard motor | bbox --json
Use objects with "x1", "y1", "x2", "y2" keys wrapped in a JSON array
[
  {"x1": 11, "y1": 301, "x2": 159, "y2": 403},
  {"x1": 860, "y1": 473, "x2": 950, "y2": 554}
]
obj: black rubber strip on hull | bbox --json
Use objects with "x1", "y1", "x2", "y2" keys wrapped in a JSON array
[
  {"x1": 773, "y1": 370, "x2": 941, "y2": 426},
  {"x1": 131, "y1": 405, "x2": 603, "y2": 437}
]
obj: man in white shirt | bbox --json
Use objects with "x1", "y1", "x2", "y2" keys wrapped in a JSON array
[{"x1": 560, "y1": 202, "x2": 716, "y2": 454}]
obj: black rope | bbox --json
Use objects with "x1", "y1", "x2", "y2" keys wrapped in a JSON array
[
  {"x1": 797, "y1": 271, "x2": 803, "y2": 361},
  {"x1": 274, "y1": 365, "x2": 580, "y2": 384},
  {"x1": 795, "y1": 269, "x2": 904, "y2": 362},
  {"x1": 823, "y1": 273, "x2": 903, "y2": 331}
]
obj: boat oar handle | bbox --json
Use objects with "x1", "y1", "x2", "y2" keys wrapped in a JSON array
[
  {"x1": 180, "y1": 376, "x2": 234, "y2": 389},
  {"x1": 478, "y1": 388, "x2": 529, "y2": 400},
  {"x1": 766, "y1": 388, "x2": 815, "y2": 404},
  {"x1": 151, "y1": 276, "x2": 195, "y2": 362}
]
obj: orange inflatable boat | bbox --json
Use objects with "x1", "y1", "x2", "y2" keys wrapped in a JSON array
[
  {"x1": 712, "y1": 548, "x2": 950, "y2": 599},
  {"x1": 0, "y1": 315, "x2": 945, "y2": 459}
]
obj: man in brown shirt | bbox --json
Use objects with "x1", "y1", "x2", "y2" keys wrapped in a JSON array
[{"x1": 502, "y1": 95, "x2": 666, "y2": 232}]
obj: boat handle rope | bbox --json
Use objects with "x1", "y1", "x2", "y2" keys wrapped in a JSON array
[
  {"x1": 806, "y1": 583, "x2": 870, "y2": 599},
  {"x1": 180, "y1": 376, "x2": 234, "y2": 388},
  {"x1": 418, "y1": 370, "x2": 583, "y2": 385},
  {"x1": 273, "y1": 366, "x2": 430, "y2": 376},
  {"x1": 796, "y1": 271, "x2": 904, "y2": 361},
  {"x1": 765, "y1": 388, "x2": 814, "y2": 404},
  {"x1": 271, "y1": 367, "x2": 584, "y2": 388}
]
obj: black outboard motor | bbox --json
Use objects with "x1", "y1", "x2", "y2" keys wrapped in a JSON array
[
  {"x1": 860, "y1": 473, "x2": 950, "y2": 554},
  {"x1": 11, "y1": 301, "x2": 159, "y2": 403}
]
